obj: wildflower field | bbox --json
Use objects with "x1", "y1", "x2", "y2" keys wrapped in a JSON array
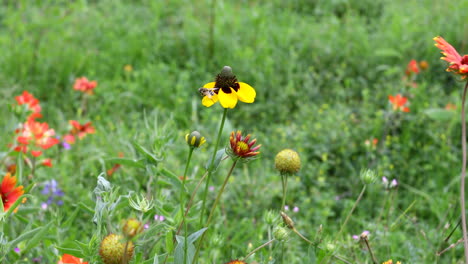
[{"x1": 2, "y1": 0, "x2": 468, "y2": 263}]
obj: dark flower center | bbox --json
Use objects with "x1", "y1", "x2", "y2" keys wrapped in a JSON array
[
  {"x1": 461, "y1": 55, "x2": 468, "y2": 65},
  {"x1": 214, "y1": 74, "x2": 240, "y2": 94}
]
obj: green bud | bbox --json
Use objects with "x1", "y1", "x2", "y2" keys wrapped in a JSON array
[
  {"x1": 325, "y1": 242, "x2": 336, "y2": 252},
  {"x1": 185, "y1": 131, "x2": 206, "y2": 148},
  {"x1": 220, "y1": 66, "x2": 234, "y2": 77},
  {"x1": 360, "y1": 169, "x2": 377, "y2": 184},
  {"x1": 263, "y1": 210, "x2": 276, "y2": 225},
  {"x1": 280, "y1": 211, "x2": 295, "y2": 229},
  {"x1": 273, "y1": 226, "x2": 290, "y2": 241}
]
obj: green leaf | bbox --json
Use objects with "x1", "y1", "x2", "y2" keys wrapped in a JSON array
[
  {"x1": 24, "y1": 222, "x2": 52, "y2": 252},
  {"x1": 424, "y1": 108, "x2": 456, "y2": 121},
  {"x1": 153, "y1": 253, "x2": 159, "y2": 264},
  {"x1": 165, "y1": 230, "x2": 174, "y2": 254},
  {"x1": 174, "y1": 236, "x2": 195, "y2": 264},
  {"x1": 55, "y1": 245, "x2": 85, "y2": 258},
  {"x1": 132, "y1": 140, "x2": 162, "y2": 166},
  {"x1": 106, "y1": 157, "x2": 146, "y2": 168},
  {"x1": 159, "y1": 167, "x2": 188, "y2": 195},
  {"x1": 205, "y1": 149, "x2": 226, "y2": 171},
  {"x1": 188, "y1": 227, "x2": 208, "y2": 243}
]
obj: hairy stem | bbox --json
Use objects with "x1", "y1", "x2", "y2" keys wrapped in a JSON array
[
  {"x1": 243, "y1": 239, "x2": 276, "y2": 260},
  {"x1": 194, "y1": 159, "x2": 238, "y2": 262},
  {"x1": 199, "y1": 108, "x2": 228, "y2": 227},
  {"x1": 181, "y1": 148, "x2": 194, "y2": 264},
  {"x1": 461, "y1": 81, "x2": 468, "y2": 263},
  {"x1": 335, "y1": 185, "x2": 367, "y2": 240}
]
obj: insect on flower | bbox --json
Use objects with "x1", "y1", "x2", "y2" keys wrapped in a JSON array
[{"x1": 198, "y1": 87, "x2": 220, "y2": 99}]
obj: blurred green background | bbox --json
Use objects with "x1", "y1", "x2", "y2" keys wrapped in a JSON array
[{"x1": 1, "y1": 0, "x2": 468, "y2": 263}]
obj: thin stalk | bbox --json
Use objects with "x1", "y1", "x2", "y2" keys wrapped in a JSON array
[
  {"x1": 199, "y1": 108, "x2": 228, "y2": 227},
  {"x1": 243, "y1": 239, "x2": 275, "y2": 260},
  {"x1": 194, "y1": 159, "x2": 238, "y2": 262},
  {"x1": 281, "y1": 174, "x2": 288, "y2": 210},
  {"x1": 335, "y1": 185, "x2": 367, "y2": 240},
  {"x1": 181, "y1": 148, "x2": 194, "y2": 264},
  {"x1": 292, "y1": 228, "x2": 352, "y2": 264},
  {"x1": 363, "y1": 237, "x2": 378, "y2": 264},
  {"x1": 461, "y1": 80, "x2": 468, "y2": 263},
  {"x1": 122, "y1": 240, "x2": 130, "y2": 264}
]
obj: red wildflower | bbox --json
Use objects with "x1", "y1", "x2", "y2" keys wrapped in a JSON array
[
  {"x1": 228, "y1": 131, "x2": 261, "y2": 159},
  {"x1": 15, "y1": 119, "x2": 60, "y2": 156},
  {"x1": 1, "y1": 173, "x2": 24, "y2": 212},
  {"x1": 58, "y1": 254, "x2": 88, "y2": 264},
  {"x1": 65, "y1": 120, "x2": 95, "y2": 143},
  {"x1": 388, "y1": 94, "x2": 410, "y2": 113},
  {"x1": 73, "y1": 77, "x2": 97, "y2": 95},
  {"x1": 405, "y1": 59, "x2": 420, "y2": 76},
  {"x1": 15, "y1": 91, "x2": 42, "y2": 120},
  {"x1": 107, "y1": 152, "x2": 124, "y2": 176},
  {"x1": 445, "y1": 103, "x2": 457, "y2": 111},
  {"x1": 434, "y1": 36, "x2": 468, "y2": 79},
  {"x1": 42, "y1": 159, "x2": 53, "y2": 167}
]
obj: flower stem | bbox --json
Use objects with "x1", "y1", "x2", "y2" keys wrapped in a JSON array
[
  {"x1": 291, "y1": 227, "x2": 352, "y2": 264},
  {"x1": 363, "y1": 236, "x2": 378, "y2": 264},
  {"x1": 461, "y1": 80, "x2": 468, "y2": 263},
  {"x1": 243, "y1": 239, "x2": 276, "y2": 260},
  {"x1": 199, "y1": 108, "x2": 228, "y2": 227},
  {"x1": 281, "y1": 174, "x2": 288, "y2": 210},
  {"x1": 194, "y1": 159, "x2": 238, "y2": 262},
  {"x1": 181, "y1": 148, "x2": 194, "y2": 264},
  {"x1": 335, "y1": 184, "x2": 367, "y2": 241}
]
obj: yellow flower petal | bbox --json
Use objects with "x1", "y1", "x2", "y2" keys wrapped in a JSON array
[
  {"x1": 202, "y1": 94, "x2": 219, "y2": 107},
  {"x1": 218, "y1": 88, "x2": 238, "y2": 108},
  {"x1": 203, "y1": 82, "x2": 216, "y2": 88},
  {"x1": 236, "y1": 82, "x2": 256, "y2": 103}
]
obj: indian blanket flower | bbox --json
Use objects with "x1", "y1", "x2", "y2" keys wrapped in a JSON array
[
  {"x1": 388, "y1": 94, "x2": 410, "y2": 113},
  {"x1": 73, "y1": 77, "x2": 97, "y2": 94},
  {"x1": 434, "y1": 36, "x2": 468, "y2": 79},
  {"x1": 58, "y1": 254, "x2": 88, "y2": 264},
  {"x1": 227, "y1": 131, "x2": 261, "y2": 159},
  {"x1": 225, "y1": 261, "x2": 248, "y2": 264},
  {"x1": 405, "y1": 59, "x2": 420, "y2": 76},
  {"x1": 14, "y1": 119, "x2": 60, "y2": 156},
  {"x1": 1, "y1": 173, "x2": 24, "y2": 212},
  {"x1": 382, "y1": 260, "x2": 401, "y2": 264},
  {"x1": 200, "y1": 66, "x2": 256, "y2": 109}
]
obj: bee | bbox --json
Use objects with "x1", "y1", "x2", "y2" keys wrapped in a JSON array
[{"x1": 198, "y1": 87, "x2": 220, "y2": 99}]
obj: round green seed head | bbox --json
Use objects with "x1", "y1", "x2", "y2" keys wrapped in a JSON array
[{"x1": 275, "y1": 149, "x2": 301, "y2": 175}]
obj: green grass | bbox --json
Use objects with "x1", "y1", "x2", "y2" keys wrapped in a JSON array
[{"x1": 1, "y1": 0, "x2": 468, "y2": 263}]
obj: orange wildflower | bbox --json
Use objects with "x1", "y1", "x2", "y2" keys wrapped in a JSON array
[
  {"x1": 14, "y1": 119, "x2": 60, "y2": 156},
  {"x1": 388, "y1": 94, "x2": 410, "y2": 112},
  {"x1": 73, "y1": 77, "x2": 97, "y2": 95},
  {"x1": 64, "y1": 120, "x2": 95, "y2": 144},
  {"x1": 445, "y1": 103, "x2": 457, "y2": 111},
  {"x1": 1, "y1": 173, "x2": 24, "y2": 212},
  {"x1": 434, "y1": 36, "x2": 468, "y2": 79},
  {"x1": 58, "y1": 254, "x2": 88, "y2": 264},
  {"x1": 419, "y1": 60, "x2": 429, "y2": 70},
  {"x1": 225, "y1": 261, "x2": 248, "y2": 264},
  {"x1": 405, "y1": 59, "x2": 420, "y2": 76}
]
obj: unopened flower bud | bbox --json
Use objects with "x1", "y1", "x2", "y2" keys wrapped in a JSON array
[
  {"x1": 263, "y1": 210, "x2": 276, "y2": 225},
  {"x1": 275, "y1": 149, "x2": 301, "y2": 175},
  {"x1": 185, "y1": 131, "x2": 206, "y2": 148},
  {"x1": 220, "y1": 66, "x2": 234, "y2": 77},
  {"x1": 122, "y1": 218, "x2": 143, "y2": 238},
  {"x1": 273, "y1": 226, "x2": 290, "y2": 241},
  {"x1": 280, "y1": 211, "x2": 294, "y2": 229},
  {"x1": 360, "y1": 169, "x2": 376, "y2": 184},
  {"x1": 99, "y1": 234, "x2": 134, "y2": 264},
  {"x1": 419, "y1": 60, "x2": 429, "y2": 70},
  {"x1": 325, "y1": 242, "x2": 336, "y2": 252}
]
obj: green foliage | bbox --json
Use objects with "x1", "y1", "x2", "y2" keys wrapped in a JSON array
[{"x1": 0, "y1": 0, "x2": 468, "y2": 263}]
